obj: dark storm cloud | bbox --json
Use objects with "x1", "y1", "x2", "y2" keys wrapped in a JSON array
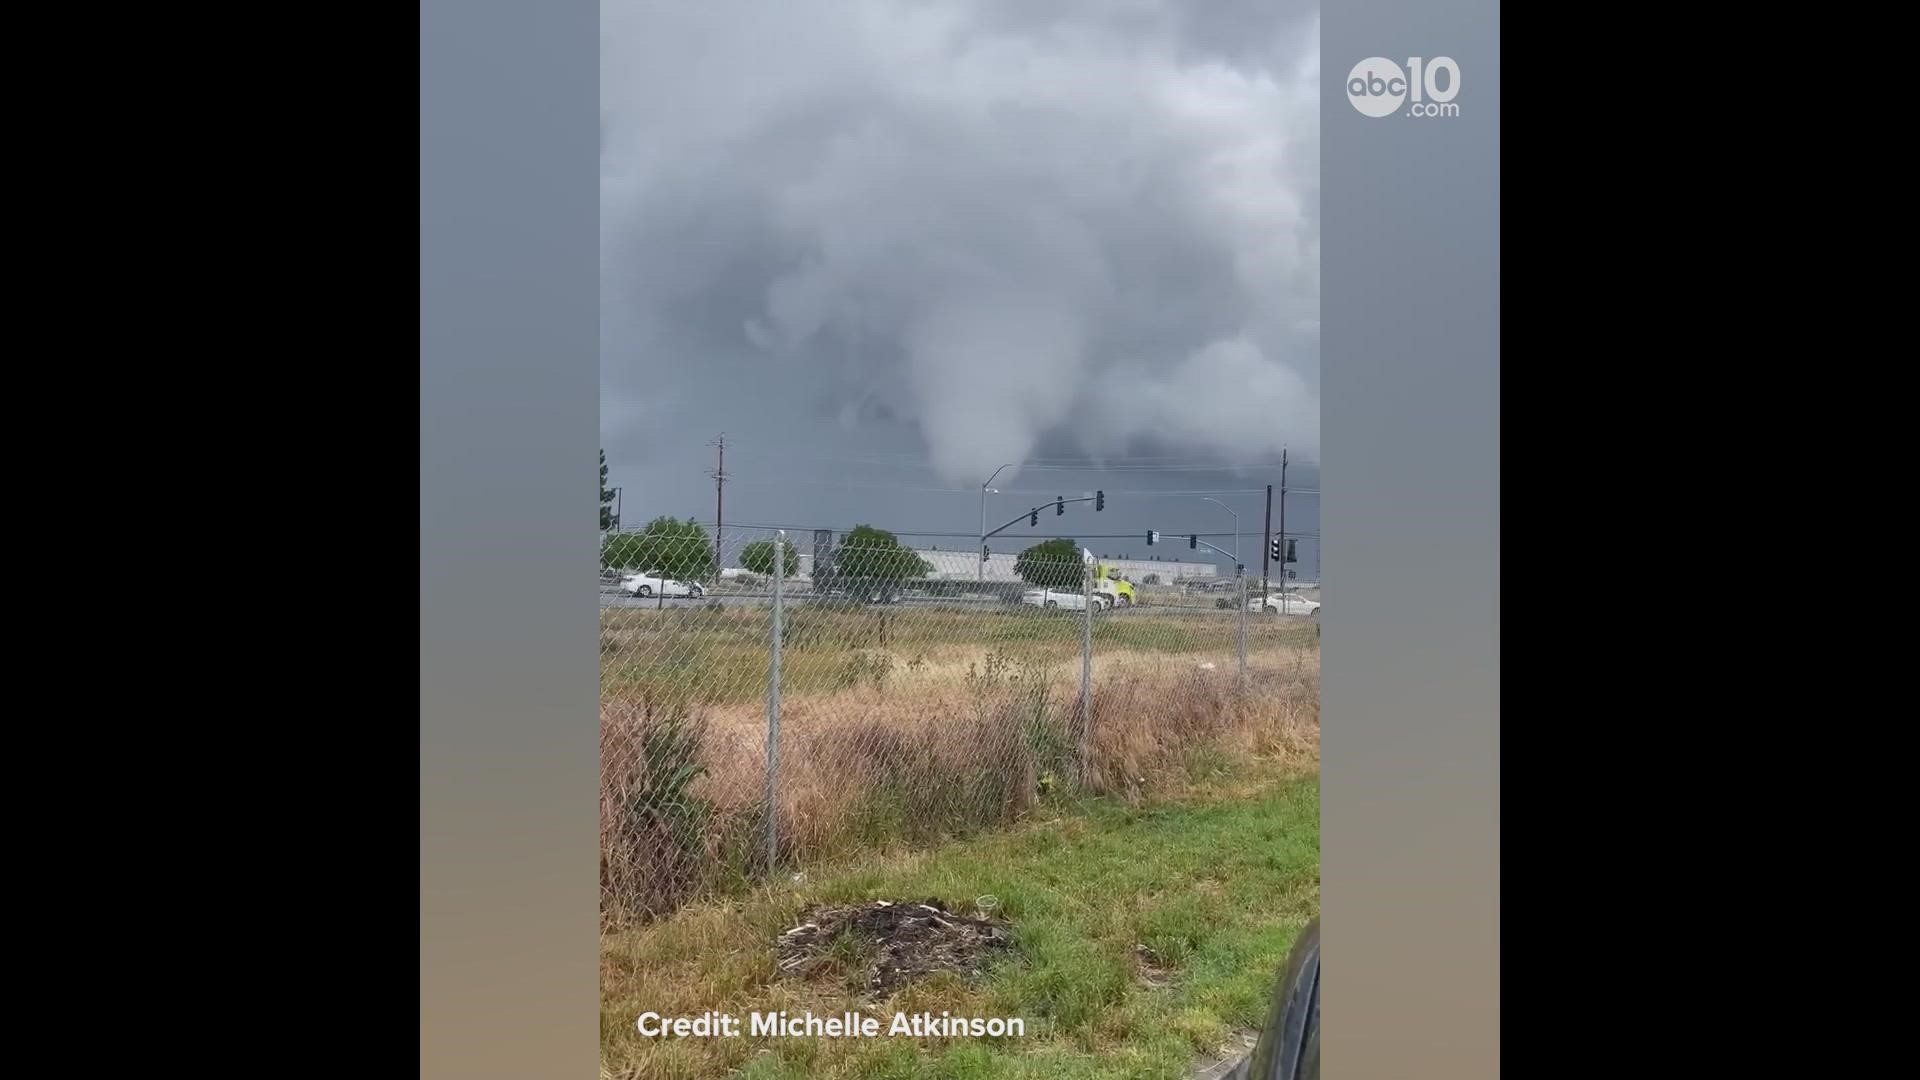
[{"x1": 601, "y1": 0, "x2": 1318, "y2": 542}]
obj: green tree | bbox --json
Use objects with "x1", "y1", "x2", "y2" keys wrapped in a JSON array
[
  {"x1": 1015, "y1": 538, "x2": 1084, "y2": 589},
  {"x1": 601, "y1": 516, "x2": 715, "y2": 581},
  {"x1": 739, "y1": 538, "x2": 799, "y2": 576},
  {"x1": 835, "y1": 525, "x2": 931, "y2": 582},
  {"x1": 819, "y1": 525, "x2": 930, "y2": 601},
  {"x1": 600, "y1": 449, "x2": 615, "y2": 531}
]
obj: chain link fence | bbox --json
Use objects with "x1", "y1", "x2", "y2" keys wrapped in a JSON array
[{"x1": 600, "y1": 526, "x2": 1320, "y2": 928}]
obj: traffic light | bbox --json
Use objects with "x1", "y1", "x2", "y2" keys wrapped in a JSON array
[
  {"x1": 1285, "y1": 538, "x2": 1298, "y2": 563},
  {"x1": 1095, "y1": 490, "x2": 1105, "y2": 511},
  {"x1": 1030, "y1": 510, "x2": 1039, "y2": 527},
  {"x1": 1189, "y1": 534, "x2": 1198, "y2": 549},
  {"x1": 1270, "y1": 536, "x2": 1283, "y2": 563},
  {"x1": 1055, "y1": 496, "x2": 1064, "y2": 516},
  {"x1": 1146, "y1": 530, "x2": 1159, "y2": 545}
]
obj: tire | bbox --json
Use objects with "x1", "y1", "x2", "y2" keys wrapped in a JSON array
[
  {"x1": 637, "y1": 585, "x2": 652, "y2": 598},
  {"x1": 1243, "y1": 917, "x2": 1320, "y2": 1080},
  {"x1": 1045, "y1": 600, "x2": 1058, "y2": 609},
  {"x1": 1264, "y1": 606, "x2": 1278, "y2": 615}
]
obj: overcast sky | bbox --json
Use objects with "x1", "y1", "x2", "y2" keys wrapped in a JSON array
[{"x1": 601, "y1": 0, "x2": 1320, "y2": 574}]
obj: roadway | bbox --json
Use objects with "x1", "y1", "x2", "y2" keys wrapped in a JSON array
[{"x1": 598, "y1": 584, "x2": 1268, "y2": 616}]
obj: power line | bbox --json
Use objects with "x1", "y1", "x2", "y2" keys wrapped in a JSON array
[
  {"x1": 733, "y1": 453, "x2": 1305, "y2": 470},
  {"x1": 724, "y1": 477, "x2": 1280, "y2": 497},
  {"x1": 727, "y1": 446, "x2": 1313, "y2": 462},
  {"x1": 744, "y1": 449, "x2": 1316, "y2": 464},
  {"x1": 680, "y1": 520, "x2": 1318, "y2": 541},
  {"x1": 1015, "y1": 462, "x2": 1312, "y2": 472},
  {"x1": 725, "y1": 450, "x2": 1318, "y2": 473}
]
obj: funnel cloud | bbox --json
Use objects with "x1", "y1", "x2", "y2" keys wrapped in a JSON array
[{"x1": 602, "y1": 0, "x2": 1319, "y2": 536}]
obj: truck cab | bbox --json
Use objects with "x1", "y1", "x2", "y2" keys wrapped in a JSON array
[{"x1": 1092, "y1": 562, "x2": 1136, "y2": 607}]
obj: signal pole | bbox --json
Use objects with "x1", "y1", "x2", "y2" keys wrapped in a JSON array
[{"x1": 979, "y1": 463, "x2": 1013, "y2": 586}]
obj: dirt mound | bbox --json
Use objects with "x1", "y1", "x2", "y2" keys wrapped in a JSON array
[{"x1": 776, "y1": 898, "x2": 1014, "y2": 994}]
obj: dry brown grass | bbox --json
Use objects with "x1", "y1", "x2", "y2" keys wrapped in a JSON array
[
  {"x1": 599, "y1": 604, "x2": 1319, "y2": 707},
  {"x1": 601, "y1": 642, "x2": 1318, "y2": 927}
]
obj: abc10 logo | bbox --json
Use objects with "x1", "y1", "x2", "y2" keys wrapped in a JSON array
[{"x1": 1347, "y1": 56, "x2": 1461, "y2": 118}]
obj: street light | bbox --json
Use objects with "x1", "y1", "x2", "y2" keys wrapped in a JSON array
[
  {"x1": 1201, "y1": 497, "x2": 1239, "y2": 564},
  {"x1": 979, "y1": 464, "x2": 1013, "y2": 585}
]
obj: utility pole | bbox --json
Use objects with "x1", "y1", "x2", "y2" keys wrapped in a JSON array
[
  {"x1": 1261, "y1": 483, "x2": 1274, "y2": 601},
  {"x1": 709, "y1": 434, "x2": 728, "y2": 571}
]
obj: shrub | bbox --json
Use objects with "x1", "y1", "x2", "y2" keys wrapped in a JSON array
[{"x1": 600, "y1": 699, "x2": 719, "y2": 926}]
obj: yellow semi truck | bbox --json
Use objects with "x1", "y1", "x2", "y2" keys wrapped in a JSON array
[{"x1": 1092, "y1": 562, "x2": 1137, "y2": 607}]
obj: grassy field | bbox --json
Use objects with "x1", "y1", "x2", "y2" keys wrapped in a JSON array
[
  {"x1": 601, "y1": 603, "x2": 1317, "y2": 708},
  {"x1": 601, "y1": 634, "x2": 1318, "y2": 923},
  {"x1": 601, "y1": 764, "x2": 1320, "y2": 1080},
  {"x1": 601, "y1": 602, "x2": 1318, "y2": 1077}
]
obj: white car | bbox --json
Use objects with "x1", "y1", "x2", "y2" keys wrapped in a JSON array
[
  {"x1": 1250, "y1": 593, "x2": 1320, "y2": 616},
  {"x1": 1021, "y1": 588, "x2": 1111, "y2": 611},
  {"x1": 620, "y1": 572, "x2": 705, "y2": 598}
]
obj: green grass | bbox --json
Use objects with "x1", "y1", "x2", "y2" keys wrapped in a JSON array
[{"x1": 601, "y1": 769, "x2": 1319, "y2": 1079}]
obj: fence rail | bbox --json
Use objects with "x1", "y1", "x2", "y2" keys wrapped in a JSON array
[{"x1": 600, "y1": 527, "x2": 1319, "y2": 928}]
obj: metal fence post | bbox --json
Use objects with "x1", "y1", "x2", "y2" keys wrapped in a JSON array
[
  {"x1": 1080, "y1": 557, "x2": 1093, "y2": 785},
  {"x1": 1236, "y1": 567, "x2": 1247, "y2": 685},
  {"x1": 766, "y1": 530, "x2": 784, "y2": 874}
]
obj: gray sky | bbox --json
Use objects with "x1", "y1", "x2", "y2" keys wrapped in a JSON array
[{"x1": 601, "y1": 0, "x2": 1320, "y2": 573}]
